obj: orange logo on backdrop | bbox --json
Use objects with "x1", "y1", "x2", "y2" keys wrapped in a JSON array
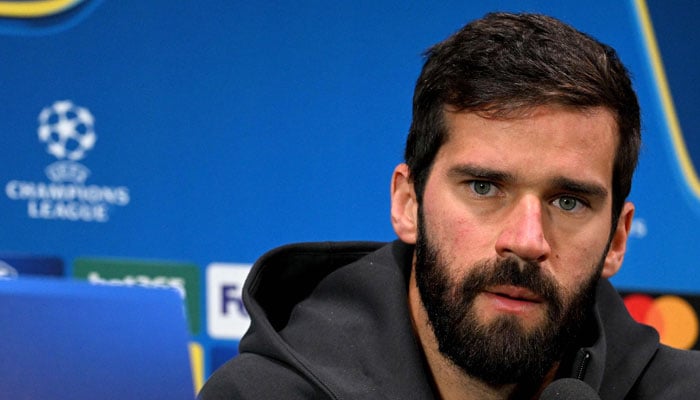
[{"x1": 623, "y1": 293, "x2": 699, "y2": 350}]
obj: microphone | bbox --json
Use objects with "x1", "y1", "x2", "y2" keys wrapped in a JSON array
[{"x1": 540, "y1": 378, "x2": 601, "y2": 399}]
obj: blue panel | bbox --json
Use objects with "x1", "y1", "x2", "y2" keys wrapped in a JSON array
[{"x1": 0, "y1": 278, "x2": 193, "y2": 399}]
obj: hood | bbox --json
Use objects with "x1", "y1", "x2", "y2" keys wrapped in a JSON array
[{"x1": 238, "y1": 241, "x2": 436, "y2": 399}]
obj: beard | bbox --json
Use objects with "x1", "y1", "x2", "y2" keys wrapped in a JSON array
[{"x1": 414, "y1": 211, "x2": 604, "y2": 388}]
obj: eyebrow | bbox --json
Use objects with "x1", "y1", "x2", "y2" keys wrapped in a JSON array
[
  {"x1": 447, "y1": 164, "x2": 515, "y2": 183},
  {"x1": 550, "y1": 176, "x2": 608, "y2": 199},
  {"x1": 446, "y1": 163, "x2": 609, "y2": 199}
]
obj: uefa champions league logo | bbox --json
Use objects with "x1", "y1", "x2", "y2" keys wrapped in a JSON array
[
  {"x1": 3, "y1": 99, "x2": 130, "y2": 222},
  {"x1": 38, "y1": 100, "x2": 96, "y2": 184},
  {"x1": 38, "y1": 100, "x2": 96, "y2": 161}
]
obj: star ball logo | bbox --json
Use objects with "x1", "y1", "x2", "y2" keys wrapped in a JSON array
[
  {"x1": 5, "y1": 100, "x2": 130, "y2": 222},
  {"x1": 39, "y1": 100, "x2": 96, "y2": 163}
]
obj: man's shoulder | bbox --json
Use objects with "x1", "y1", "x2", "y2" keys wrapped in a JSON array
[
  {"x1": 198, "y1": 353, "x2": 328, "y2": 400},
  {"x1": 649, "y1": 344, "x2": 700, "y2": 374},
  {"x1": 628, "y1": 345, "x2": 700, "y2": 398}
]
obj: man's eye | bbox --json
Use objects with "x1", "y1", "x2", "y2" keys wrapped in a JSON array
[
  {"x1": 470, "y1": 181, "x2": 495, "y2": 196},
  {"x1": 555, "y1": 196, "x2": 581, "y2": 211}
]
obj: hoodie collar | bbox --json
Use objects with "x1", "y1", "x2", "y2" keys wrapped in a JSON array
[{"x1": 572, "y1": 279, "x2": 660, "y2": 398}]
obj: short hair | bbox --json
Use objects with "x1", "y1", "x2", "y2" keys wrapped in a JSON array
[{"x1": 404, "y1": 12, "x2": 640, "y2": 224}]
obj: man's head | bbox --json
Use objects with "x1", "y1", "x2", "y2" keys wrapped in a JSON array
[
  {"x1": 404, "y1": 12, "x2": 640, "y2": 226},
  {"x1": 390, "y1": 12, "x2": 639, "y2": 392}
]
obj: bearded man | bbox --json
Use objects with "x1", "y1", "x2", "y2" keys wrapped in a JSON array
[{"x1": 200, "y1": 12, "x2": 700, "y2": 399}]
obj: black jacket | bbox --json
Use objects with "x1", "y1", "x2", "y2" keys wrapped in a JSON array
[{"x1": 199, "y1": 241, "x2": 700, "y2": 399}]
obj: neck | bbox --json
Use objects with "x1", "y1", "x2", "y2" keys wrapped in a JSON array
[{"x1": 407, "y1": 265, "x2": 556, "y2": 400}]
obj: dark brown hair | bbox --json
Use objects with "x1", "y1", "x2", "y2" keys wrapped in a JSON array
[{"x1": 405, "y1": 12, "x2": 640, "y2": 223}]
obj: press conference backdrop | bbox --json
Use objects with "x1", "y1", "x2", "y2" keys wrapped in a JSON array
[{"x1": 1, "y1": 0, "x2": 699, "y2": 390}]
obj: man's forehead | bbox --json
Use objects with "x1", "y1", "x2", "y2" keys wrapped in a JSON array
[
  {"x1": 440, "y1": 104, "x2": 619, "y2": 149},
  {"x1": 442, "y1": 103, "x2": 619, "y2": 125},
  {"x1": 435, "y1": 105, "x2": 619, "y2": 187}
]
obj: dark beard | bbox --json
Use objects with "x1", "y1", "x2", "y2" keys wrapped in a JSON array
[{"x1": 414, "y1": 213, "x2": 602, "y2": 388}]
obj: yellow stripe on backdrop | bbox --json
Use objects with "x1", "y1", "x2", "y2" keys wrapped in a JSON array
[
  {"x1": 190, "y1": 342, "x2": 206, "y2": 394},
  {"x1": 0, "y1": 0, "x2": 81, "y2": 18},
  {"x1": 634, "y1": 0, "x2": 700, "y2": 198}
]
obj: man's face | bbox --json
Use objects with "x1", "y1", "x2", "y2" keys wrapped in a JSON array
[{"x1": 414, "y1": 105, "x2": 619, "y2": 386}]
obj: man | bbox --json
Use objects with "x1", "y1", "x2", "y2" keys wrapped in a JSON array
[{"x1": 200, "y1": 12, "x2": 700, "y2": 399}]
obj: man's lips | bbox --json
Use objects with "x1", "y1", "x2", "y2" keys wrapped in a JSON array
[
  {"x1": 486, "y1": 285, "x2": 545, "y2": 303},
  {"x1": 481, "y1": 285, "x2": 546, "y2": 314}
]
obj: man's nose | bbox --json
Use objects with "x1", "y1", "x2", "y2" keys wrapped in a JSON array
[{"x1": 495, "y1": 195, "x2": 551, "y2": 263}]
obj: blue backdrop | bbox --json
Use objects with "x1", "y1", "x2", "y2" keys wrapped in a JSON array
[{"x1": 1, "y1": 0, "x2": 698, "y2": 385}]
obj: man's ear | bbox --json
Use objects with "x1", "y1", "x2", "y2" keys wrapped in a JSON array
[
  {"x1": 601, "y1": 201, "x2": 635, "y2": 278},
  {"x1": 391, "y1": 163, "x2": 418, "y2": 244}
]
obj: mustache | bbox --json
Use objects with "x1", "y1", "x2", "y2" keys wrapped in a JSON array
[{"x1": 459, "y1": 257, "x2": 562, "y2": 307}]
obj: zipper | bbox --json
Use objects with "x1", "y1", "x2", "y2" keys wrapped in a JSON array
[{"x1": 574, "y1": 349, "x2": 592, "y2": 380}]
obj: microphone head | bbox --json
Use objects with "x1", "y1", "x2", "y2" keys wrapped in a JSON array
[{"x1": 540, "y1": 378, "x2": 600, "y2": 399}]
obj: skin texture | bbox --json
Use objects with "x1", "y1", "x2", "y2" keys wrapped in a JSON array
[{"x1": 390, "y1": 105, "x2": 635, "y2": 399}]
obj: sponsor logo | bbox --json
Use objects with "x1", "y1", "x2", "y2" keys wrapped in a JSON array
[
  {"x1": 73, "y1": 258, "x2": 201, "y2": 334},
  {"x1": 206, "y1": 263, "x2": 251, "y2": 339},
  {"x1": 622, "y1": 291, "x2": 700, "y2": 350},
  {"x1": 5, "y1": 100, "x2": 130, "y2": 223},
  {"x1": 0, "y1": 0, "x2": 103, "y2": 36}
]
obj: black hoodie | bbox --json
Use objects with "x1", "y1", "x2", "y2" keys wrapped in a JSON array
[{"x1": 199, "y1": 241, "x2": 700, "y2": 399}]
